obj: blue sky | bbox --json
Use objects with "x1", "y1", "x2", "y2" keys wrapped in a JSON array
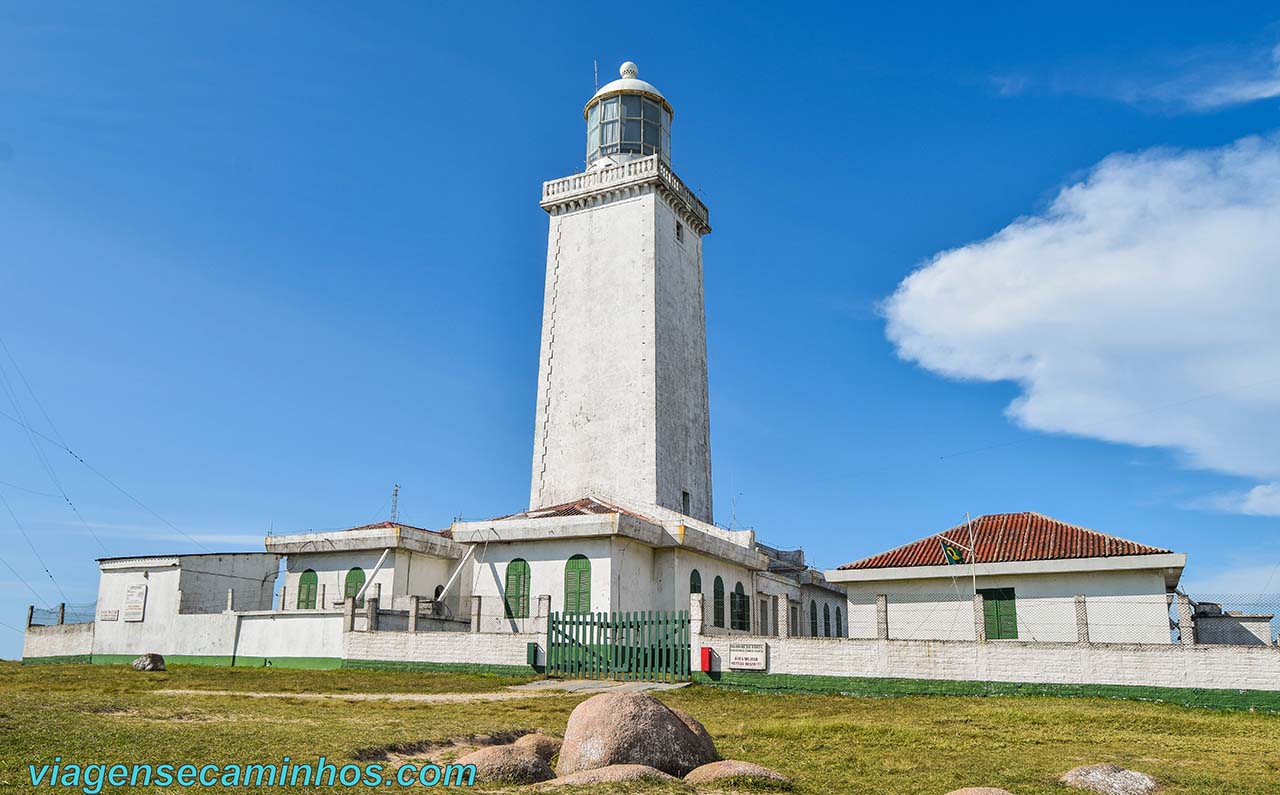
[{"x1": 3, "y1": 3, "x2": 1279, "y2": 657}]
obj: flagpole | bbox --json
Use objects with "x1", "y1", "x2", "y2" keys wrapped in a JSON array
[{"x1": 966, "y1": 512, "x2": 977, "y2": 599}]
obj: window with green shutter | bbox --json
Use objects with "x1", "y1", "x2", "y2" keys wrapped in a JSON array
[
  {"x1": 689, "y1": 569, "x2": 701, "y2": 594},
  {"x1": 344, "y1": 567, "x2": 366, "y2": 608},
  {"x1": 823, "y1": 603, "x2": 831, "y2": 637},
  {"x1": 504, "y1": 559, "x2": 530, "y2": 619},
  {"x1": 296, "y1": 569, "x2": 318, "y2": 610},
  {"x1": 713, "y1": 576, "x2": 725, "y2": 628},
  {"x1": 835, "y1": 606, "x2": 843, "y2": 637},
  {"x1": 977, "y1": 587, "x2": 1018, "y2": 640},
  {"x1": 809, "y1": 600, "x2": 818, "y2": 637},
  {"x1": 563, "y1": 554, "x2": 591, "y2": 615},
  {"x1": 731, "y1": 582, "x2": 749, "y2": 631}
]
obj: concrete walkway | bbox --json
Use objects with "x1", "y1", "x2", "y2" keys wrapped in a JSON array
[{"x1": 157, "y1": 679, "x2": 688, "y2": 703}]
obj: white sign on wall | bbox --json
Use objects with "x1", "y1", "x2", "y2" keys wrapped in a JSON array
[
  {"x1": 97, "y1": 609, "x2": 119, "y2": 622},
  {"x1": 728, "y1": 641, "x2": 767, "y2": 671},
  {"x1": 123, "y1": 584, "x2": 148, "y2": 622}
]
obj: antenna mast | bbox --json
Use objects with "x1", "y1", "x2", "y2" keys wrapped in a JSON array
[
  {"x1": 390, "y1": 484, "x2": 400, "y2": 523},
  {"x1": 593, "y1": 59, "x2": 599, "y2": 92}
]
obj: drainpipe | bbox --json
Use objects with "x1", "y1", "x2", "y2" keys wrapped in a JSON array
[{"x1": 355, "y1": 548, "x2": 392, "y2": 603}]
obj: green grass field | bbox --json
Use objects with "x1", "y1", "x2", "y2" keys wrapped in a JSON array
[{"x1": 2, "y1": 661, "x2": 1277, "y2": 794}]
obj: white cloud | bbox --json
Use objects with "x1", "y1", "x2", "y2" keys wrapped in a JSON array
[
  {"x1": 883, "y1": 133, "x2": 1280, "y2": 515},
  {"x1": 1173, "y1": 44, "x2": 1280, "y2": 110}
]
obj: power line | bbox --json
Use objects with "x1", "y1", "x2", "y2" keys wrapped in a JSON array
[
  {"x1": 0, "y1": 479, "x2": 60, "y2": 498},
  {"x1": 0, "y1": 341, "x2": 109, "y2": 553},
  {"x1": 0, "y1": 489, "x2": 71, "y2": 605},
  {"x1": 0, "y1": 546, "x2": 53, "y2": 606},
  {"x1": 0, "y1": 407, "x2": 212, "y2": 553}
]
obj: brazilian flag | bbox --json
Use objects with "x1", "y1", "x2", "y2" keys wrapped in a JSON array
[{"x1": 939, "y1": 538, "x2": 966, "y2": 565}]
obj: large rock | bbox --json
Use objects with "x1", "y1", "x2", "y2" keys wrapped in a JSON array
[
  {"x1": 670, "y1": 707, "x2": 718, "y2": 762},
  {"x1": 555, "y1": 692, "x2": 720, "y2": 777},
  {"x1": 1060, "y1": 764, "x2": 1158, "y2": 795},
  {"x1": 513, "y1": 733, "x2": 562, "y2": 763},
  {"x1": 455, "y1": 745, "x2": 553, "y2": 785},
  {"x1": 130, "y1": 653, "x2": 166, "y2": 672},
  {"x1": 945, "y1": 789, "x2": 1017, "y2": 795},
  {"x1": 538, "y1": 764, "x2": 680, "y2": 788},
  {"x1": 684, "y1": 759, "x2": 792, "y2": 786}
]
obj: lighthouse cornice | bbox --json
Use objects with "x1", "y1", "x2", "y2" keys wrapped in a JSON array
[{"x1": 541, "y1": 154, "x2": 711, "y2": 234}]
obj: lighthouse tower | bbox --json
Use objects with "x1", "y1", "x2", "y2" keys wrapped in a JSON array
[{"x1": 530, "y1": 61, "x2": 714, "y2": 523}]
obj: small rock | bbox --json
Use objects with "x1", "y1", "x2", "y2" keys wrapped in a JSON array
[
  {"x1": 513, "y1": 733, "x2": 561, "y2": 763},
  {"x1": 538, "y1": 764, "x2": 680, "y2": 788},
  {"x1": 685, "y1": 759, "x2": 792, "y2": 786},
  {"x1": 1061, "y1": 764, "x2": 1158, "y2": 795},
  {"x1": 130, "y1": 653, "x2": 166, "y2": 672},
  {"x1": 455, "y1": 745, "x2": 553, "y2": 785},
  {"x1": 945, "y1": 789, "x2": 1017, "y2": 795},
  {"x1": 555, "y1": 692, "x2": 719, "y2": 777}
]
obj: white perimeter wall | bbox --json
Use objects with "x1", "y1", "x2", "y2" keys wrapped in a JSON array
[
  {"x1": 694, "y1": 633, "x2": 1280, "y2": 692},
  {"x1": 345, "y1": 630, "x2": 538, "y2": 668},
  {"x1": 23, "y1": 623, "x2": 93, "y2": 659}
]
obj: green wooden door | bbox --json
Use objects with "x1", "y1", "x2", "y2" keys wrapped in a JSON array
[
  {"x1": 505, "y1": 559, "x2": 530, "y2": 618},
  {"x1": 564, "y1": 555, "x2": 591, "y2": 614},
  {"x1": 978, "y1": 587, "x2": 1018, "y2": 639}
]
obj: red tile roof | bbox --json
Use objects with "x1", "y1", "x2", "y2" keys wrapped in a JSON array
[
  {"x1": 838, "y1": 512, "x2": 1172, "y2": 570},
  {"x1": 493, "y1": 497, "x2": 653, "y2": 523}
]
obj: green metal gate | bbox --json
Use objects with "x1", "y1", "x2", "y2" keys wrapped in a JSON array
[{"x1": 547, "y1": 610, "x2": 690, "y2": 682}]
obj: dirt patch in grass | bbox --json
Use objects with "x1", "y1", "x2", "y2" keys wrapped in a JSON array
[{"x1": 355, "y1": 730, "x2": 537, "y2": 764}]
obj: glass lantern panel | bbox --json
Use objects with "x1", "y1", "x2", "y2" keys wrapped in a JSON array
[
  {"x1": 643, "y1": 121, "x2": 659, "y2": 145},
  {"x1": 661, "y1": 129, "x2": 670, "y2": 157},
  {"x1": 622, "y1": 120, "x2": 641, "y2": 143},
  {"x1": 620, "y1": 141, "x2": 642, "y2": 154},
  {"x1": 601, "y1": 98, "x2": 618, "y2": 121},
  {"x1": 622, "y1": 95, "x2": 641, "y2": 119},
  {"x1": 587, "y1": 103, "x2": 598, "y2": 127},
  {"x1": 600, "y1": 120, "x2": 618, "y2": 144},
  {"x1": 642, "y1": 99, "x2": 659, "y2": 122}
]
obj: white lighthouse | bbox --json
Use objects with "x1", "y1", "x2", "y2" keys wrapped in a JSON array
[{"x1": 530, "y1": 61, "x2": 714, "y2": 523}]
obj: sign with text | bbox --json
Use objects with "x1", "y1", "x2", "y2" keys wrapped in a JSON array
[
  {"x1": 728, "y1": 641, "x2": 767, "y2": 671},
  {"x1": 97, "y1": 609, "x2": 119, "y2": 622},
  {"x1": 123, "y1": 584, "x2": 148, "y2": 622}
]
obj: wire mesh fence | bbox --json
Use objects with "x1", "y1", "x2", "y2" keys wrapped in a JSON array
[{"x1": 28, "y1": 602, "x2": 97, "y2": 626}]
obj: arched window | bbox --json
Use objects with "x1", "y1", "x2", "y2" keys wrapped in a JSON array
[
  {"x1": 732, "y1": 582, "x2": 749, "y2": 631},
  {"x1": 713, "y1": 576, "x2": 725, "y2": 628},
  {"x1": 504, "y1": 559, "x2": 530, "y2": 619},
  {"x1": 823, "y1": 603, "x2": 832, "y2": 637},
  {"x1": 835, "y1": 606, "x2": 843, "y2": 637},
  {"x1": 433, "y1": 584, "x2": 444, "y2": 601},
  {"x1": 344, "y1": 567, "x2": 366, "y2": 608},
  {"x1": 564, "y1": 554, "x2": 591, "y2": 615},
  {"x1": 809, "y1": 600, "x2": 818, "y2": 637},
  {"x1": 689, "y1": 569, "x2": 701, "y2": 594},
  {"x1": 296, "y1": 569, "x2": 317, "y2": 610}
]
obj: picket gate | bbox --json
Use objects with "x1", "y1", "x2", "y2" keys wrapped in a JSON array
[{"x1": 546, "y1": 610, "x2": 691, "y2": 682}]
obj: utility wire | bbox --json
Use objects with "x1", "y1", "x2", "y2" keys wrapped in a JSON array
[
  {"x1": 0, "y1": 479, "x2": 60, "y2": 498},
  {"x1": 0, "y1": 489, "x2": 70, "y2": 605},
  {"x1": 0, "y1": 546, "x2": 53, "y2": 606},
  {"x1": 0, "y1": 339, "x2": 109, "y2": 554},
  {"x1": 0, "y1": 408, "x2": 212, "y2": 553}
]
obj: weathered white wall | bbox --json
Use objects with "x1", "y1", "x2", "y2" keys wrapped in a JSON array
[
  {"x1": 694, "y1": 632, "x2": 1280, "y2": 692},
  {"x1": 799, "y1": 585, "x2": 849, "y2": 638},
  {"x1": 235, "y1": 612, "x2": 345, "y2": 661},
  {"x1": 653, "y1": 194, "x2": 712, "y2": 522},
  {"x1": 22, "y1": 622, "x2": 94, "y2": 659},
  {"x1": 530, "y1": 183, "x2": 713, "y2": 524},
  {"x1": 841, "y1": 570, "x2": 1173, "y2": 644},
  {"x1": 669, "y1": 548, "x2": 756, "y2": 633},
  {"x1": 469, "y1": 538, "x2": 612, "y2": 632},
  {"x1": 93, "y1": 564, "x2": 240, "y2": 658},
  {"x1": 284, "y1": 550, "x2": 396, "y2": 610},
  {"x1": 176, "y1": 554, "x2": 280, "y2": 613},
  {"x1": 345, "y1": 629, "x2": 538, "y2": 668},
  {"x1": 1196, "y1": 614, "x2": 1274, "y2": 646}
]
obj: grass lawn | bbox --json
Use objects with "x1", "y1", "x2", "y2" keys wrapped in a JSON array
[{"x1": 2, "y1": 661, "x2": 1277, "y2": 794}]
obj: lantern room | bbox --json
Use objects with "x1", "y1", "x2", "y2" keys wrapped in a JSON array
[{"x1": 584, "y1": 61, "x2": 673, "y2": 167}]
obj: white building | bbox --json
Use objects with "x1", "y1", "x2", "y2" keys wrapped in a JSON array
[
  {"x1": 22, "y1": 61, "x2": 843, "y2": 668},
  {"x1": 826, "y1": 512, "x2": 1187, "y2": 644}
]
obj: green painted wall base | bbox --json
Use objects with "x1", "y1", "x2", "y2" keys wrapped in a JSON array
[
  {"x1": 694, "y1": 670, "x2": 1280, "y2": 713},
  {"x1": 21, "y1": 655, "x2": 92, "y2": 666}
]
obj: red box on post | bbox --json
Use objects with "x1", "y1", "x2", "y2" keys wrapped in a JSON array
[{"x1": 699, "y1": 646, "x2": 712, "y2": 672}]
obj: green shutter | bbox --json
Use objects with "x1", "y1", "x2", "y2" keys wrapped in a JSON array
[
  {"x1": 344, "y1": 568, "x2": 366, "y2": 608},
  {"x1": 689, "y1": 569, "x2": 701, "y2": 594},
  {"x1": 564, "y1": 555, "x2": 591, "y2": 615},
  {"x1": 809, "y1": 601, "x2": 818, "y2": 636},
  {"x1": 713, "y1": 577, "x2": 725, "y2": 628},
  {"x1": 978, "y1": 588, "x2": 1018, "y2": 640},
  {"x1": 823, "y1": 603, "x2": 831, "y2": 637},
  {"x1": 505, "y1": 559, "x2": 530, "y2": 618},
  {"x1": 296, "y1": 570, "x2": 318, "y2": 610}
]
